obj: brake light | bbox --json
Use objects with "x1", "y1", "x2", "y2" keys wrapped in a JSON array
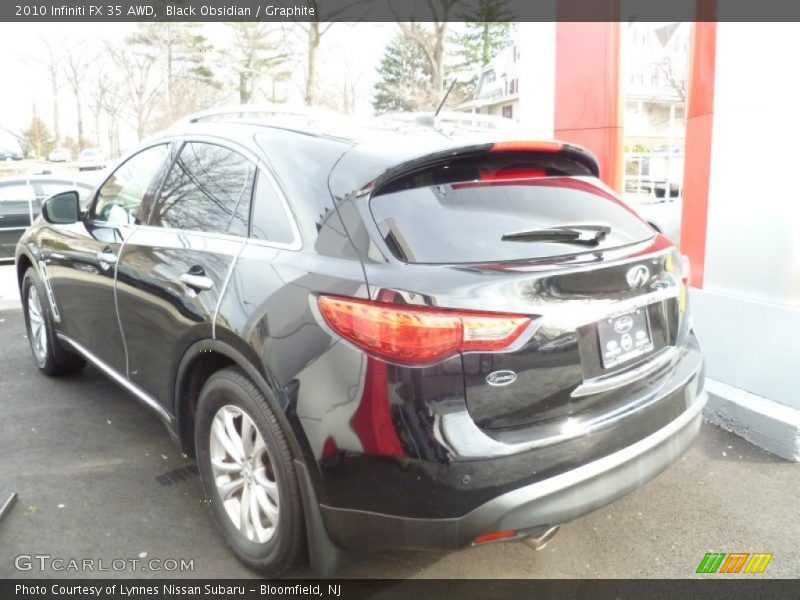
[
  {"x1": 317, "y1": 295, "x2": 532, "y2": 366},
  {"x1": 490, "y1": 140, "x2": 564, "y2": 153},
  {"x1": 479, "y1": 167, "x2": 547, "y2": 181}
]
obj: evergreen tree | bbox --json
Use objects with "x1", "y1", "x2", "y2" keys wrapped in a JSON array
[
  {"x1": 452, "y1": 0, "x2": 514, "y2": 71},
  {"x1": 372, "y1": 34, "x2": 433, "y2": 114},
  {"x1": 226, "y1": 23, "x2": 288, "y2": 105},
  {"x1": 127, "y1": 23, "x2": 219, "y2": 123}
]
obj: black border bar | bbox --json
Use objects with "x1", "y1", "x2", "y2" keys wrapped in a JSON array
[
  {"x1": 2, "y1": 0, "x2": 800, "y2": 22},
  {"x1": 4, "y1": 579, "x2": 800, "y2": 600}
]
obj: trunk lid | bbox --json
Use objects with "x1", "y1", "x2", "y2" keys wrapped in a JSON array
[{"x1": 363, "y1": 170, "x2": 684, "y2": 432}]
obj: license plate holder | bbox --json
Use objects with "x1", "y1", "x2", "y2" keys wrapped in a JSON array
[{"x1": 597, "y1": 308, "x2": 654, "y2": 369}]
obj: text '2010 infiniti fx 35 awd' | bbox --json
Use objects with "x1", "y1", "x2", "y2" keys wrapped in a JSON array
[{"x1": 15, "y1": 108, "x2": 705, "y2": 576}]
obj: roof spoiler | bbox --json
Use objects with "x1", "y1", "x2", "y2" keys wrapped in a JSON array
[{"x1": 368, "y1": 140, "x2": 600, "y2": 196}]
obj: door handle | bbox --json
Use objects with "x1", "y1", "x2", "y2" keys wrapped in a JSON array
[
  {"x1": 96, "y1": 248, "x2": 117, "y2": 264},
  {"x1": 179, "y1": 272, "x2": 214, "y2": 292}
]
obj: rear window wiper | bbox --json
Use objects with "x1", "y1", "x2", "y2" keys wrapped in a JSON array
[{"x1": 501, "y1": 223, "x2": 611, "y2": 246}]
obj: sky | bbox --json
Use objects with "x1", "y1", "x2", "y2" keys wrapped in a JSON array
[{"x1": 0, "y1": 22, "x2": 393, "y2": 148}]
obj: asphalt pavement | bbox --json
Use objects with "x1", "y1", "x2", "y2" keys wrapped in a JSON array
[{"x1": 0, "y1": 263, "x2": 797, "y2": 579}]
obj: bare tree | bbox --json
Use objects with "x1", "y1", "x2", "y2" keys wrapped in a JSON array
[
  {"x1": 34, "y1": 38, "x2": 62, "y2": 143},
  {"x1": 101, "y1": 88, "x2": 124, "y2": 159},
  {"x1": 293, "y1": 0, "x2": 371, "y2": 105},
  {"x1": 107, "y1": 40, "x2": 162, "y2": 141},
  {"x1": 88, "y1": 65, "x2": 112, "y2": 149},
  {"x1": 63, "y1": 48, "x2": 91, "y2": 148},
  {"x1": 394, "y1": 0, "x2": 464, "y2": 98},
  {"x1": 655, "y1": 57, "x2": 687, "y2": 102}
]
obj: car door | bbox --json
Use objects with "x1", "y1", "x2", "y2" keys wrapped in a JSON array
[
  {"x1": 115, "y1": 140, "x2": 254, "y2": 406},
  {"x1": 43, "y1": 143, "x2": 172, "y2": 373},
  {"x1": 0, "y1": 180, "x2": 34, "y2": 259}
]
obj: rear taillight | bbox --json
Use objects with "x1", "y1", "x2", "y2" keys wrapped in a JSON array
[{"x1": 317, "y1": 295, "x2": 532, "y2": 366}]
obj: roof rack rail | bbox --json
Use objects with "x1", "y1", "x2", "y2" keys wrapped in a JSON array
[
  {"x1": 379, "y1": 111, "x2": 515, "y2": 131},
  {"x1": 176, "y1": 104, "x2": 337, "y2": 126}
]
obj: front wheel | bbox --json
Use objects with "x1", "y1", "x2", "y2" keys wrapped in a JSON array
[
  {"x1": 195, "y1": 367, "x2": 306, "y2": 576},
  {"x1": 21, "y1": 267, "x2": 85, "y2": 376}
]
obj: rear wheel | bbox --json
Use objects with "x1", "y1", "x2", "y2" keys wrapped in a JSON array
[
  {"x1": 195, "y1": 367, "x2": 306, "y2": 576},
  {"x1": 21, "y1": 267, "x2": 85, "y2": 376}
]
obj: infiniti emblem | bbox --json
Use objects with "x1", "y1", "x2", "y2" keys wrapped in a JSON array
[
  {"x1": 613, "y1": 316, "x2": 634, "y2": 334},
  {"x1": 486, "y1": 370, "x2": 517, "y2": 387},
  {"x1": 626, "y1": 265, "x2": 650, "y2": 289}
]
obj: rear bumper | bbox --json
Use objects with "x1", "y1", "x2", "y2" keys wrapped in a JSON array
[{"x1": 321, "y1": 385, "x2": 706, "y2": 551}]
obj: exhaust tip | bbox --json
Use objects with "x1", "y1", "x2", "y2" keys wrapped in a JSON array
[{"x1": 520, "y1": 525, "x2": 560, "y2": 551}]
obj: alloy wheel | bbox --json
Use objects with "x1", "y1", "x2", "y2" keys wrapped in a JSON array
[
  {"x1": 27, "y1": 286, "x2": 47, "y2": 363},
  {"x1": 209, "y1": 405, "x2": 280, "y2": 543}
]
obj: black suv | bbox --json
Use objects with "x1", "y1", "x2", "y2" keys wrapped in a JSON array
[{"x1": 16, "y1": 108, "x2": 705, "y2": 576}]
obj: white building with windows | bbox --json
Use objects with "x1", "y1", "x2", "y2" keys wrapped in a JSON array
[
  {"x1": 456, "y1": 44, "x2": 520, "y2": 120},
  {"x1": 454, "y1": 23, "x2": 556, "y2": 138},
  {"x1": 624, "y1": 22, "x2": 690, "y2": 151}
]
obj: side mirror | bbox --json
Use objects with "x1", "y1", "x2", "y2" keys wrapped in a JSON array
[{"x1": 42, "y1": 191, "x2": 81, "y2": 224}]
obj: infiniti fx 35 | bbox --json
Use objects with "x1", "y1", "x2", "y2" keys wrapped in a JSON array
[{"x1": 16, "y1": 109, "x2": 705, "y2": 575}]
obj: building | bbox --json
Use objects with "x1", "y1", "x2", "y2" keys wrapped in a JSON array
[
  {"x1": 454, "y1": 23, "x2": 556, "y2": 139},
  {"x1": 455, "y1": 44, "x2": 520, "y2": 121},
  {"x1": 624, "y1": 22, "x2": 689, "y2": 151}
]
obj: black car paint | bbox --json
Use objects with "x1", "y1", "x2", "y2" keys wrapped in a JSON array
[{"x1": 16, "y1": 121, "x2": 704, "y2": 565}]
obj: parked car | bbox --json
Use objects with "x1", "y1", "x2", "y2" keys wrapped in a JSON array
[
  {"x1": 0, "y1": 148, "x2": 23, "y2": 161},
  {"x1": 0, "y1": 176, "x2": 96, "y2": 260},
  {"x1": 77, "y1": 148, "x2": 106, "y2": 171},
  {"x1": 48, "y1": 148, "x2": 72, "y2": 162},
  {"x1": 15, "y1": 108, "x2": 705, "y2": 576}
]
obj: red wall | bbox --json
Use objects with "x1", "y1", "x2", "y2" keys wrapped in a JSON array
[
  {"x1": 680, "y1": 22, "x2": 717, "y2": 288},
  {"x1": 554, "y1": 22, "x2": 623, "y2": 193}
]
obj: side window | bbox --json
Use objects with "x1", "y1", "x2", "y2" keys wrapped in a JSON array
[
  {"x1": 93, "y1": 144, "x2": 170, "y2": 226},
  {"x1": 149, "y1": 142, "x2": 255, "y2": 236},
  {"x1": 251, "y1": 170, "x2": 295, "y2": 245}
]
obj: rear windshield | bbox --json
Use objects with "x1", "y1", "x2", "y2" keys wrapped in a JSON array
[{"x1": 369, "y1": 177, "x2": 654, "y2": 264}]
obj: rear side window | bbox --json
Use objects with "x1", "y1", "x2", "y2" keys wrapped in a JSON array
[
  {"x1": 150, "y1": 142, "x2": 255, "y2": 235},
  {"x1": 370, "y1": 177, "x2": 654, "y2": 264},
  {"x1": 251, "y1": 170, "x2": 295, "y2": 245}
]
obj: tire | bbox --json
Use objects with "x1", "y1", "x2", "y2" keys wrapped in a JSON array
[
  {"x1": 195, "y1": 367, "x2": 306, "y2": 576},
  {"x1": 21, "y1": 267, "x2": 85, "y2": 376}
]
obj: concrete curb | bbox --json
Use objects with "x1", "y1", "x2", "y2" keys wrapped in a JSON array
[{"x1": 703, "y1": 378, "x2": 800, "y2": 462}]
